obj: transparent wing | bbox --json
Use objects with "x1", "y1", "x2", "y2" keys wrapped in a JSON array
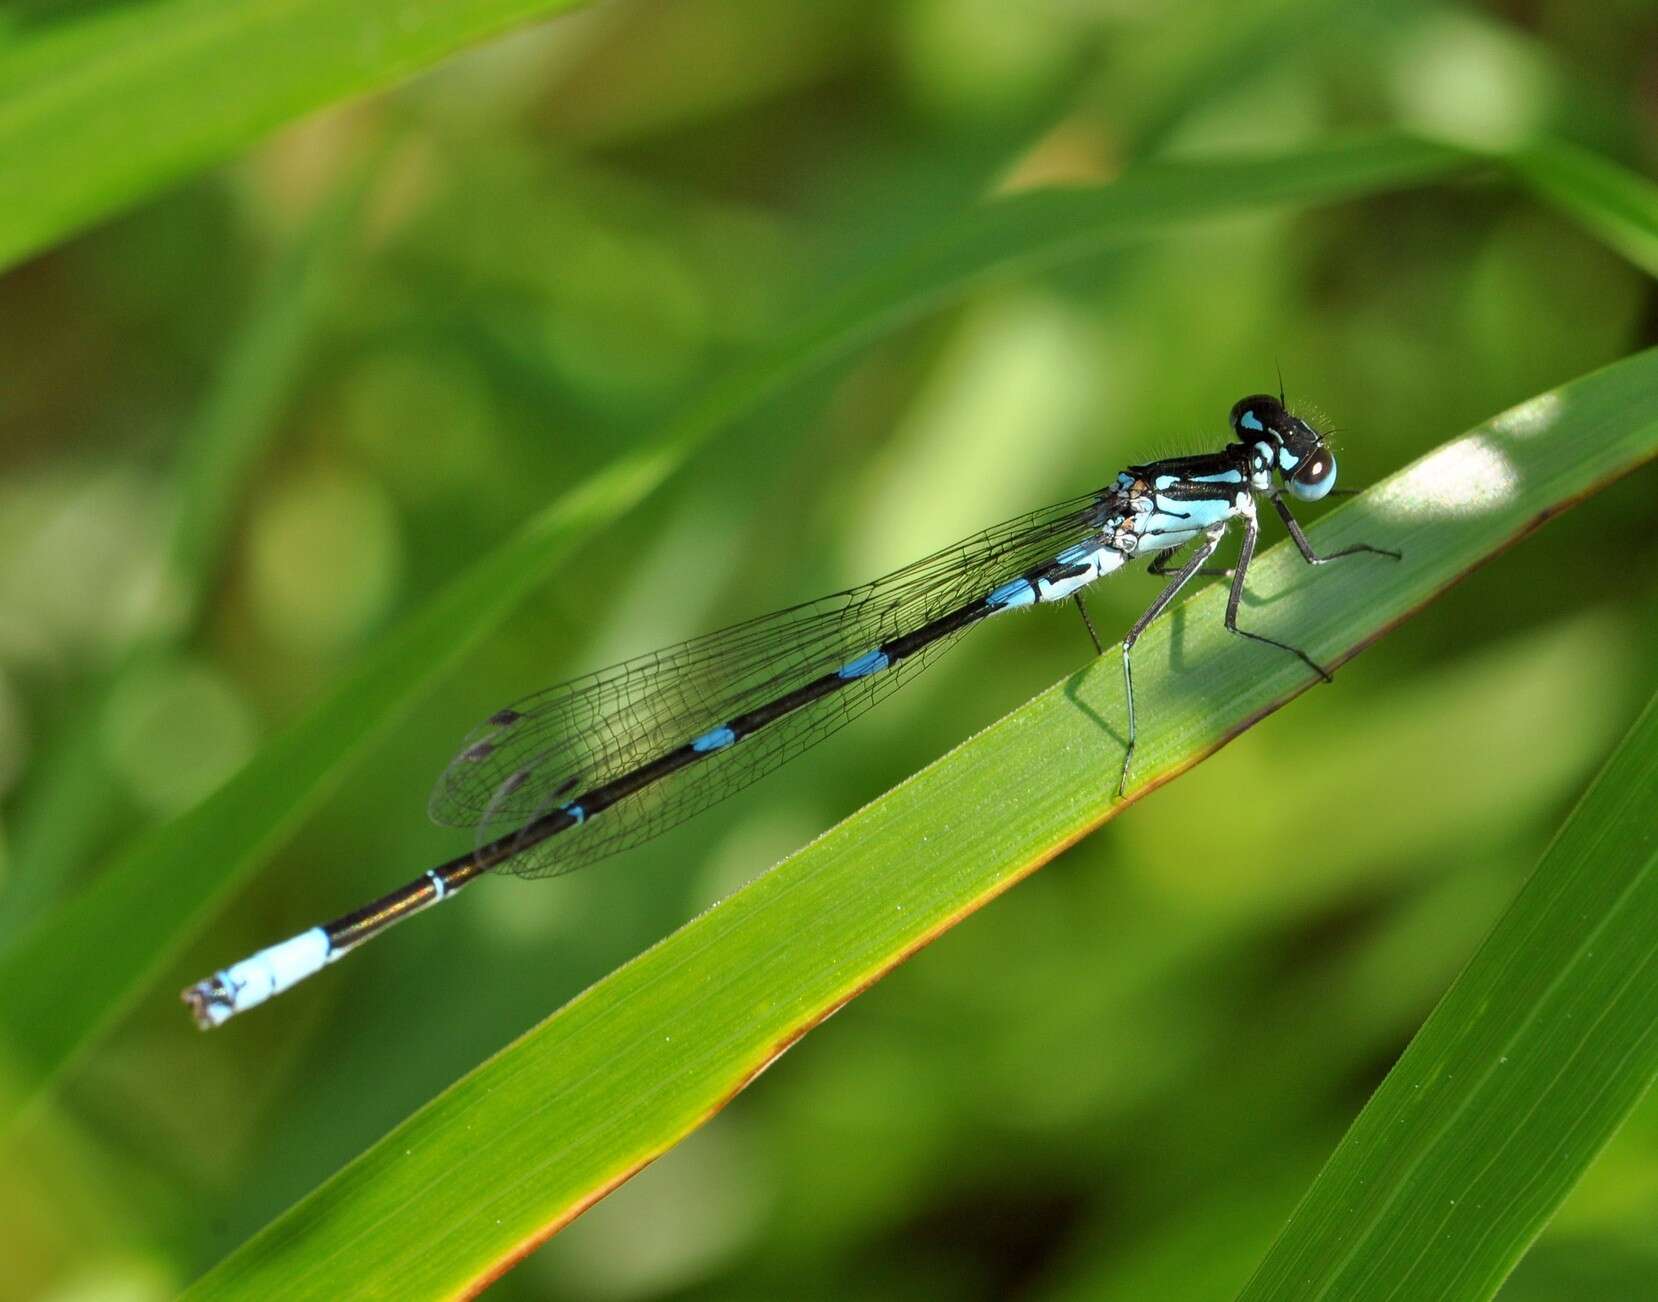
[{"x1": 429, "y1": 487, "x2": 1118, "y2": 878}]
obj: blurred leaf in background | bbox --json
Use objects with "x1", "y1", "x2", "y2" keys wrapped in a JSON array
[{"x1": 0, "y1": 0, "x2": 1655, "y2": 1299}]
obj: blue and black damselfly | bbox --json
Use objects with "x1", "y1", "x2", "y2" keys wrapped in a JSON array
[{"x1": 183, "y1": 393, "x2": 1398, "y2": 1028}]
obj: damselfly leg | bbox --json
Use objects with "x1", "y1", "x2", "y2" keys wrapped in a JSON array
[
  {"x1": 1073, "y1": 593, "x2": 1104, "y2": 655},
  {"x1": 1117, "y1": 521, "x2": 1228, "y2": 796},
  {"x1": 1148, "y1": 548, "x2": 1233, "y2": 579},
  {"x1": 1222, "y1": 496, "x2": 1332, "y2": 682},
  {"x1": 1114, "y1": 488, "x2": 1399, "y2": 797},
  {"x1": 1268, "y1": 492, "x2": 1402, "y2": 565}
]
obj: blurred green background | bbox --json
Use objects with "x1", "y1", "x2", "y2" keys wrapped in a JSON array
[{"x1": 3, "y1": 1, "x2": 1657, "y2": 1298}]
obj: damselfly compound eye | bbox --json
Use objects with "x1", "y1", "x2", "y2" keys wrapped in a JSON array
[{"x1": 1290, "y1": 449, "x2": 1337, "y2": 501}]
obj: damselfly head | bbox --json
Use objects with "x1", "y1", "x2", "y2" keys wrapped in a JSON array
[{"x1": 1229, "y1": 394, "x2": 1337, "y2": 502}]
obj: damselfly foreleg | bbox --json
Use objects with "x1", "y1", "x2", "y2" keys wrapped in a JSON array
[{"x1": 1268, "y1": 493, "x2": 1401, "y2": 566}]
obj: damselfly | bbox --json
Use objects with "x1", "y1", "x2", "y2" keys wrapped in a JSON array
[{"x1": 183, "y1": 393, "x2": 1398, "y2": 1028}]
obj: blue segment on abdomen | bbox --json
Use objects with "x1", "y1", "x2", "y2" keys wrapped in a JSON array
[
  {"x1": 691, "y1": 725, "x2": 736, "y2": 752},
  {"x1": 214, "y1": 927, "x2": 333, "y2": 1023},
  {"x1": 1036, "y1": 546, "x2": 1127, "y2": 603},
  {"x1": 986, "y1": 578, "x2": 1035, "y2": 610},
  {"x1": 837, "y1": 648, "x2": 890, "y2": 679}
]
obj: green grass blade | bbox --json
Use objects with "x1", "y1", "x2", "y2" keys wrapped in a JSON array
[
  {"x1": 0, "y1": 442, "x2": 685, "y2": 1116},
  {"x1": 0, "y1": 0, "x2": 594, "y2": 272},
  {"x1": 793, "y1": 133, "x2": 1469, "y2": 347},
  {"x1": 0, "y1": 175, "x2": 368, "y2": 945},
  {"x1": 1239, "y1": 685, "x2": 1658, "y2": 1301},
  {"x1": 0, "y1": 134, "x2": 1471, "y2": 1120},
  {"x1": 1502, "y1": 139, "x2": 1658, "y2": 279},
  {"x1": 160, "y1": 183, "x2": 371, "y2": 621},
  {"x1": 185, "y1": 351, "x2": 1658, "y2": 1298}
]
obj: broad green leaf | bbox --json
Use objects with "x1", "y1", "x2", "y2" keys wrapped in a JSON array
[
  {"x1": 1240, "y1": 684, "x2": 1658, "y2": 1301},
  {"x1": 0, "y1": 133, "x2": 1473, "y2": 1120},
  {"x1": 186, "y1": 349, "x2": 1658, "y2": 1298},
  {"x1": 0, "y1": 0, "x2": 591, "y2": 273}
]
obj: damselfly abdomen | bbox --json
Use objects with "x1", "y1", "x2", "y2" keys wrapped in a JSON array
[{"x1": 183, "y1": 393, "x2": 1398, "y2": 1028}]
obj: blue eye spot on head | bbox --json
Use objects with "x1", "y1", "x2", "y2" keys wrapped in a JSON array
[
  {"x1": 1230, "y1": 394, "x2": 1282, "y2": 439},
  {"x1": 1289, "y1": 450, "x2": 1337, "y2": 500}
]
